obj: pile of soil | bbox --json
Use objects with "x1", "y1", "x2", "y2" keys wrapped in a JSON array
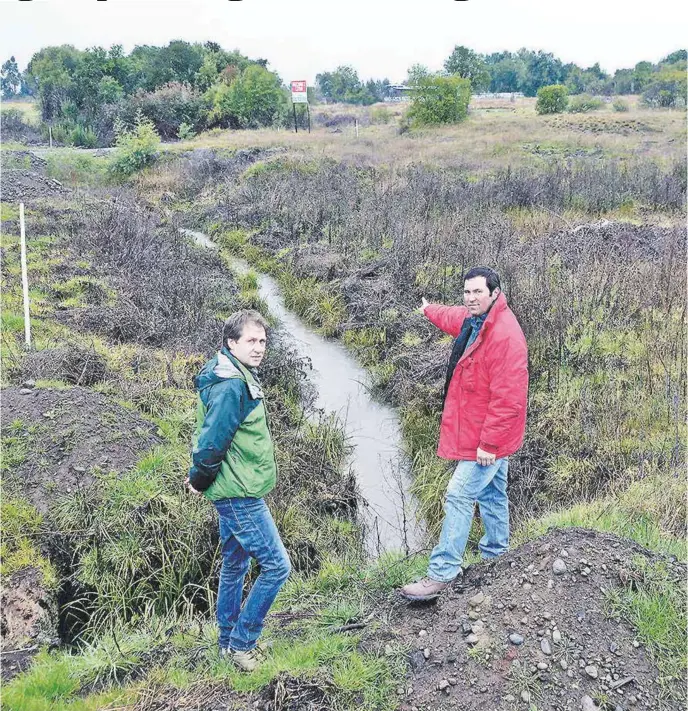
[
  {"x1": 2, "y1": 385, "x2": 161, "y2": 513},
  {"x1": 390, "y1": 527, "x2": 685, "y2": 711},
  {"x1": 1, "y1": 170, "x2": 69, "y2": 202}
]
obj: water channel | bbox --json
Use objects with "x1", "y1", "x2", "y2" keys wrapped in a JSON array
[{"x1": 185, "y1": 229, "x2": 425, "y2": 556}]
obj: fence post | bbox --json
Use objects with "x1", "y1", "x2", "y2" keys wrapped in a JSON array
[{"x1": 19, "y1": 202, "x2": 31, "y2": 348}]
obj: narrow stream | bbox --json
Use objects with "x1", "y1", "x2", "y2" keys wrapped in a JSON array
[{"x1": 185, "y1": 229, "x2": 425, "y2": 556}]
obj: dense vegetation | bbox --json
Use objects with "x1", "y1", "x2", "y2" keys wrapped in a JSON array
[{"x1": 1, "y1": 43, "x2": 685, "y2": 145}]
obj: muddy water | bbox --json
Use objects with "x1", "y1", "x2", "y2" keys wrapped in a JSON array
[{"x1": 184, "y1": 229, "x2": 425, "y2": 556}]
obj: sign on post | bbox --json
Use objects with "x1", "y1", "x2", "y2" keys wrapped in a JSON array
[
  {"x1": 290, "y1": 80, "x2": 308, "y2": 103},
  {"x1": 290, "y1": 80, "x2": 310, "y2": 134}
]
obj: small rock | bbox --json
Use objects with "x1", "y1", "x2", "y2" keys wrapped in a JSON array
[
  {"x1": 21, "y1": 380, "x2": 36, "y2": 389},
  {"x1": 423, "y1": 648, "x2": 431, "y2": 659},
  {"x1": 553, "y1": 629, "x2": 562, "y2": 644},
  {"x1": 609, "y1": 642, "x2": 619, "y2": 654},
  {"x1": 581, "y1": 695, "x2": 601, "y2": 711},
  {"x1": 537, "y1": 662, "x2": 549, "y2": 670},
  {"x1": 396, "y1": 686, "x2": 405, "y2": 695},
  {"x1": 585, "y1": 665, "x2": 599, "y2": 679},
  {"x1": 523, "y1": 582, "x2": 532, "y2": 591},
  {"x1": 418, "y1": 629, "x2": 428, "y2": 638},
  {"x1": 461, "y1": 621, "x2": 473, "y2": 634},
  {"x1": 504, "y1": 695, "x2": 516, "y2": 703},
  {"x1": 553, "y1": 558, "x2": 568, "y2": 575},
  {"x1": 521, "y1": 690, "x2": 531, "y2": 703},
  {"x1": 384, "y1": 644, "x2": 394, "y2": 655},
  {"x1": 632, "y1": 640, "x2": 640, "y2": 648},
  {"x1": 509, "y1": 633, "x2": 524, "y2": 645},
  {"x1": 560, "y1": 659, "x2": 568, "y2": 670},
  {"x1": 448, "y1": 677, "x2": 457, "y2": 685},
  {"x1": 408, "y1": 650, "x2": 425, "y2": 670},
  {"x1": 541, "y1": 639, "x2": 552, "y2": 655},
  {"x1": 438, "y1": 679, "x2": 450, "y2": 691},
  {"x1": 543, "y1": 612, "x2": 552, "y2": 620},
  {"x1": 445, "y1": 623, "x2": 459, "y2": 633},
  {"x1": 468, "y1": 609, "x2": 480, "y2": 620},
  {"x1": 20, "y1": 388, "x2": 33, "y2": 395},
  {"x1": 468, "y1": 591, "x2": 485, "y2": 607},
  {"x1": 466, "y1": 633, "x2": 479, "y2": 645}
]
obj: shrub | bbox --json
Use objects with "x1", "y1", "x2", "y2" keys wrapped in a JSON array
[
  {"x1": 177, "y1": 121, "x2": 195, "y2": 140},
  {"x1": 407, "y1": 74, "x2": 471, "y2": 126},
  {"x1": 117, "y1": 82, "x2": 208, "y2": 140},
  {"x1": 641, "y1": 68, "x2": 687, "y2": 108},
  {"x1": 109, "y1": 112, "x2": 160, "y2": 178},
  {"x1": 567, "y1": 94, "x2": 604, "y2": 113},
  {"x1": 613, "y1": 98, "x2": 630, "y2": 112},
  {"x1": 536, "y1": 84, "x2": 569, "y2": 114},
  {"x1": 370, "y1": 106, "x2": 392, "y2": 125}
]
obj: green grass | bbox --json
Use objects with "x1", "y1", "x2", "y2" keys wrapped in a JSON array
[
  {"x1": 605, "y1": 557, "x2": 686, "y2": 700},
  {"x1": 515, "y1": 474, "x2": 686, "y2": 560}
]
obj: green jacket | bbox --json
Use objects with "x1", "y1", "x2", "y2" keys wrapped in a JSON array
[{"x1": 188, "y1": 347, "x2": 277, "y2": 500}]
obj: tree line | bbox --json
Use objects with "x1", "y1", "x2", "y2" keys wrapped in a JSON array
[{"x1": 0, "y1": 41, "x2": 685, "y2": 146}]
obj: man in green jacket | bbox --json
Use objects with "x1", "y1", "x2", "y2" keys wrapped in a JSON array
[{"x1": 187, "y1": 309, "x2": 290, "y2": 672}]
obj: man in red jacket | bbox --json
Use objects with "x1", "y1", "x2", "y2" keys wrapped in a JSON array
[{"x1": 400, "y1": 267, "x2": 528, "y2": 601}]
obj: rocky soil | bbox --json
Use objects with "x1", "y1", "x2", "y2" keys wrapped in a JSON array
[
  {"x1": 391, "y1": 528, "x2": 685, "y2": 711},
  {"x1": 2, "y1": 384, "x2": 161, "y2": 514}
]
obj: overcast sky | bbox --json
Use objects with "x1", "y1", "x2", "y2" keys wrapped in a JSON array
[{"x1": 2, "y1": 0, "x2": 686, "y2": 84}]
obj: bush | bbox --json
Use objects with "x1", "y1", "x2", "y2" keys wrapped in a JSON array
[
  {"x1": 536, "y1": 84, "x2": 569, "y2": 114},
  {"x1": 567, "y1": 94, "x2": 604, "y2": 113},
  {"x1": 177, "y1": 121, "x2": 196, "y2": 140},
  {"x1": 407, "y1": 74, "x2": 471, "y2": 126},
  {"x1": 370, "y1": 106, "x2": 392, "y2": 125},
  {"x1": 641, "y1": 68, "x2": 687, "y2": 108},
  {"x1": 613, "y1": 98, "x2": 630, "y2": 112},
  {"x1": 109, "y1": 113, "x2": 160, "y2": 178},
  {"x1": 117, "y1": 82, "x2": 208, "y2": 140}
]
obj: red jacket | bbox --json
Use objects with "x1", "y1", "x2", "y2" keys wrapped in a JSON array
[{"x1": 425, "y1": 293, "x2": 528, "y2": 461}]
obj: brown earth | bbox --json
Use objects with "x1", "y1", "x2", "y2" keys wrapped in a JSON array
[
  {"x1": 0, "y1": 567, "x2": 58, "y2": 682},
  {"x1": 2, "y1": 385, "x2": 161, "y2": 513},
  {"x1": 388, "y1": 527, "x2": 684, "y2": 711}
]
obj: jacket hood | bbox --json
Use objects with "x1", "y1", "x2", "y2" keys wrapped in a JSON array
[{"x1": 194, "y1": 347, "x2": 263, "y2": 399}]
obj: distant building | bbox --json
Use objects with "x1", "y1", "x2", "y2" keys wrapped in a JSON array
[{"x1": 386, "y1": 84, "x2": 413, "y2": 102}]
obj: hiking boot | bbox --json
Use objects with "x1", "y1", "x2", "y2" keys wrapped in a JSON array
[
  {"x1": 399, "y1": 577, "x2": 450, "y2": 601},
  {"x1": 220, "y1": 646, "x2": 263, "y2": 672}
]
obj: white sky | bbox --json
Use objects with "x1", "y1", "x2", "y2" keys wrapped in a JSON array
[{"x1": 1, "y1": 0, "x2": 686, "y2": 84}]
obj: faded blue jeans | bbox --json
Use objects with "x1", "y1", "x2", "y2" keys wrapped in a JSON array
[
  {"x1": 427, "y1": 458, "x2": 509, "y2": 582},
  {"x1": 214, "y1": 497, "x2": 291, "y2": 652}
]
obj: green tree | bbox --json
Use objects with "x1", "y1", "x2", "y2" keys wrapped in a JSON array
[
  {"x1": 1, "y1": 56, "x2": 21, "y2": 99},
  {"x1": 661, "y1": 50, "x2": 687, "y2": 65},
  {"x1": 519, "y1": 50, "x2": 565, "y2": 97},
  {"x1": 315, "y1": 66, "x2": 374, "y2": 104},
  {"x1": 535, "y1": 84, "x2": 569, "y2": 114},
  {"x1": 207, "y1": 64, "x2": 286, "y2": 128},
  {"x1": 641, "y1": 64, "x2": 687, "y2": 107},
  {"x1": 443, "y1": 46, "x2": 490, "y2": 92},
  {"x1": 27, "y1": 45, "x2": 81, "y2": 120},
  {"x1": 406, "y1": 63, "x2": 430, "y2": 87},
  {"x1": 408, "y1": 74, "x2": 471, "y2": 126},
  {"x1": 485, "y1": 53, "x2": 526, "y2": 93}
]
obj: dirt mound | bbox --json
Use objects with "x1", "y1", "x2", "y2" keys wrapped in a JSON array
[
  {"x1": 1, "y1": 170, "x2": 69, "y2": 203},
  {"x1": 17, "y1": 345, "x2": 108, "y2": 386},
  {"x1": 2, "y1": 385, "x2": 161, "y2": 513},
  {"x1": 393, "y1": 528, "x2": 685, "y2": 711}
]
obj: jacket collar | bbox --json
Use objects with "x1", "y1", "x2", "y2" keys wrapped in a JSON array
[
  {"x1": 460, "y1": 292, "x2": 507, "y2": 361},
  {"x1": 218, "y1": 347, "x2": 264, "y2": 400}
]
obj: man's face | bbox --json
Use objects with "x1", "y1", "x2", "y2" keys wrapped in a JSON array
[
  {"x1": 464, "y1": 276, "x2": 499, "y2": 316},
  {"x1": 228, "y1": 322, "x2": 267, "y2": 368}
]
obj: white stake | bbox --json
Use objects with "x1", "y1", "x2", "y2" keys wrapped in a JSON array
[
  {"x1": 19, "y1": 203, "x2": 31, "y2": 348},
  {"x1": 49, "y1": 126, "x2": 53, "y2": 149},
  {"x1": 355, "y1": 119, "x2": 359, "y2": 138}
]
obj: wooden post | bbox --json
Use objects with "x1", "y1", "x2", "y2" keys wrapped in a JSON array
[
  {"x1": 293, "y1": 103, "x2": 298, "y2": 133},
  {"x1": 19, "y1": 203, "x2": 31, "y2": 348},
  {"x1": 307, "y1": 103, "x2": 311, "y2": 134}
]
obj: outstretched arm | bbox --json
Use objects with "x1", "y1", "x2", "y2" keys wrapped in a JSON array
[{"x1": 421, "y1": 299, "x2": 469, "y2": 338}]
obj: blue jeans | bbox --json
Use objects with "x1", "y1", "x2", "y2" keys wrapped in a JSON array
[
  {"x1": 214, "y1": 497, "x2": 291, "y2": 652},
  {"x1": 427, "y1": 459, "x2": 509, "y2": 583}
]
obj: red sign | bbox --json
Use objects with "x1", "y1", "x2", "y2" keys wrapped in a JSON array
[{"x1": 291, "y1": 80, "x2": 307, "y2": 93}]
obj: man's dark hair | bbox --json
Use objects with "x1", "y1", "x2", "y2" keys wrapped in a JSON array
[
  {"x1": 463, "y1": 266, "x2": 501, "y2": 295},
  {"x1": 222, "y1": 310, "x2": 269, "y2": 345}
]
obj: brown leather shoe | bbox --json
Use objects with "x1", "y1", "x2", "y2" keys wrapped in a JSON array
[{"x1": 399, "y1": 577, "x2": 450, "y2": 601}]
